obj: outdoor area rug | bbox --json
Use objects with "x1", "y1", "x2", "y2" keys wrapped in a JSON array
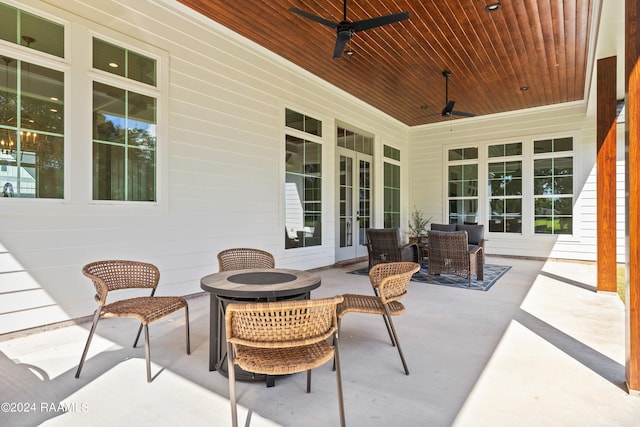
[{"x1": 348, "y1": 263, "x2": 511, "y2": 291}]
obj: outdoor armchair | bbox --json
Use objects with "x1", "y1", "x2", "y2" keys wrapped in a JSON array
[
  {"x1": 217, "y1": 247, "x2": 275, "y2": 271},
  {"x1": 75, "y1": 260, "x2": 190, "y2": 383},
  {"x1": 226, "y1": 296, "x2": 345, "y2": 427},
  {"x1": 427, "y1": 230, "x2": 484, "y2": 287},
  {"x1": 337, "y1": 261, "x2": 420, "y2": 375},
  {"x1": 365, "y1": 228, "x2": 419, "y2": 269}
]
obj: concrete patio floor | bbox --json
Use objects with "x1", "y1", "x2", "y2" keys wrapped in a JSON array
[{"x1": 1, "y1": 256, "x2": 639, "y2": 426}]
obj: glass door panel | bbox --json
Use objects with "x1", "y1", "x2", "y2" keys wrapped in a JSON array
[{"x1": 336, "y1": 148, "x2": 372, "y2": 261}]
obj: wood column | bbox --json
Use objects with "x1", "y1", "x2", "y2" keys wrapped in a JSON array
[
  {"x1": 597, "y1": 56, "x2": 618, "y2": 292},
  {"x1": 626, "y1": 0, "x2": 640, "y2": 394}
]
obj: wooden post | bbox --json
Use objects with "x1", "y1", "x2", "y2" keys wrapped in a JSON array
[
  {"x1": 626, "y1": 0, "x2": 640, "y2": 395},
  {"x1": 597, "y1": 56, "x2": 618, "y2": 292}
]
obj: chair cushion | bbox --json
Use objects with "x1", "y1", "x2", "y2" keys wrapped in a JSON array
[
  {"x1": 457, "y1": 224, "x2": 484, "y2": 245},
  {"x1": 431, "y1": 223, "x2": 457, "y2": 232}
]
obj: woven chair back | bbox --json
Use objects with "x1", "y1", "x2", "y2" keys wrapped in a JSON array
[
  {"x1": 225, "y1": 296, "x2": 343, "y2": 348},
  {"x1": 217, "y1": 248, "x2": 275, "y2": 271},
  {"x1": 369, "y1": 262, "x2": 420, "y2": 303},
  {"x1": 82, "y1": 260, "x2": 160, "y2": 304}
]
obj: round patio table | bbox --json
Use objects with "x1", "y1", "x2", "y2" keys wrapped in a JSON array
[{"x1": 200, "y1": 268, "x2": 321, "y2": 385}]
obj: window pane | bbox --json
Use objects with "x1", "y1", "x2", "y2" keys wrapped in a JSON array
[
  {"x1": 93, "y1": 82, "x2": 126, "y2": 143},
  {"x1": 554, "y1": 157, "x2": 573, "y2": 175},
  {"x1": 488, "y1": 145, "x2": 503, "y2": 158},
  {"x1": 554, "y1": 137, "x2": 573, "y2": 152},
  {"x1": 93, "y1": 38, "x2": 125, "y2": 77},
  {"x1": 21, "y1": 11, "x2": 64, "y2": 58},
  {"x1": 128, "y1": 50, "x2": 156, "y2": 86},
  {"x1": 488, "y1": 162, "x2": 504, "y2": 178},
  {"x1": 21, "y1": 62, "x2": 64, "y2": 133},
  {"x1": 489, "y1": 180, "x2": 503, "y2": 197},
  {"x1": 505, "y1": 178, "x2": 522, "y2": 196},
  {"x1": 505, "y1": 142, "x2": 522, "y2": 156},
  {"x1": 285, "y1": 108, "x2": 304, "y2": 131},
  {"x1": 506, "y1": 161, "x2": 522, "y2": 178},
  {"x1": 465, "y1": 147, "x2": 478, "y2": 159},
  {"x1": 463, "y1": 179, "x2": 478, "y2": 197},
  {"x1": 93, "y1": 142, "x2": 125, "y2": 200},
  {"x1": 127, "y1": 93, "x2": 156, "y2": 148},
  {"x1": 534, "y1": 158, "x2": 553, "y2": 176},
  {"x1": 555, "y1": 197, "x2": 573, "y2": 215},
  {"x1": 448, "y1": 164, "x2": 462, "y2": 181},
  {"x1": 128, "y1": 146, "x2": 155, "y2": 201},
  {"x1": 448, "y1": 148, "x2": 462, "y2": 161},
  {"x1": 0, "y1": 57, "x2": 17, "y2": 128},
  {"x1": 555, "y1": 176, "x2": 573, "y2": 194},
  {"x1": 0, "y1": 4, "x2": 17, "y2": 46},
  {"x1": 534, "y1": 139, "x2": 553, "y2": 153},
  {"x1": 463, "y1": 164, "x2": 478, "y2": 180}
]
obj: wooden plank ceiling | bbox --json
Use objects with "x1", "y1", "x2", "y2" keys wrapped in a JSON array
[{"x1": 178, "y1": 0, "x2": 594, "y2": 126}]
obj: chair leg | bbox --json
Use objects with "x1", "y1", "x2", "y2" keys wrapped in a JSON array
[
  {"x1": 333, "y1": 331, "x2": 346, "y2": 427},
  {"x1": 134, "y1": 323, "x2": 144, "y2": 348},
  {"x1": 373, "y1": 289, "x2": 396, "y2": 346},
  {"x1": 75, "y1": 309, "x2": 101, "y2": 379},
  {"x1": 228, "y1": 342, "x2": 238, "y2": 427},
  {"x1": 306, "y1": 369, "x2": 312, "y2": 393},
  {"x1": 144, "y1": 324, "x2": 152, "y2": 383},
  {"x1": 185, "y1": 305, "x2": 191, "y2": 355},
  {"x1": 381, "y1": 314, "x2": 397, "y2": 346},
  {"x1": 385, "y1": 310, "x2": 409, "y2": 375},
  {"x1": 332, "y1": 318, "x2": 341, "y2": 371}
]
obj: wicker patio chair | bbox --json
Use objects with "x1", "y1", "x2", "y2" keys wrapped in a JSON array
[
  {"x1": 226, "y1": 296, "x2": 345, "y2": 427},
  {"x1": 365, "y1": 228, "x2": 419, "y2": 269},
  {"x1": 217, "y1": 248, "x2": 275, "y2": 271},
  {"x1": 337, "y1": 261, "x2": 420, "y2": 375},
  {"x1": 427, "y1": 230, "x2": 484, "y2": 287},
  {"x1": 75, "y1": 260, "x2": 190, "y2": 383}
]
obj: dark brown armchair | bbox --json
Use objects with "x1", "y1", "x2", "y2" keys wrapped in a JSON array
[
  {"x1": 365, "y1": 228, "x2": 419, "y2": 269},
  {"x1": 431, "y1": 223, "x2": 486, "y2": 267},
  {"x1": 427, "y1": 230, "x2": 484, "y2": 287}
]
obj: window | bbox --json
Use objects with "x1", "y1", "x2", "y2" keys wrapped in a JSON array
[
  {"x1": 93, "y1": 38, "x2": 157, "y2": 86},
  {"x1": 337, "y1": 126, "x2": 372, "y2": 155},
  {"x1": 533, "y1": 137, "x2": 573, "y2": 234},
  {"x1": 0, "y1": 3, "x2": 64, "y2": 58},
  {"x1": 92, "y1": 38, "x2": 158, "y2": 201},
  {"x1": 488, "y1": 143, "x2": 522, "y2": 233},
  {"x1": 285, "y1": 109, "x2": 322, "y2": 248},
  {"x1": 0, "y1": 4, "x2": 65, "y2": 199},
  {"x1": 447, "y1": 147, "x2": 478, "y2": 224},
  {"x1": 383, "y1": 145, "x2": 400, "y2": 228}
]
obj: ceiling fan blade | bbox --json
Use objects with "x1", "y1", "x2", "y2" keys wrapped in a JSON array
[
  {"x1": 451, "y1": 110, "x2": 476, "y2": 117},
  {"x1": 351, "y1": 11, "x2": 409, "y2": 32},
  {"x1": 289, "y1": 7, "x2": 338, "y2": 28},
  {"x1": 333, "y1": 31, "x2": 351, "y2": 58},
  {"x1": 441, "y1": 100, "x2": 455, "y2": 116}
]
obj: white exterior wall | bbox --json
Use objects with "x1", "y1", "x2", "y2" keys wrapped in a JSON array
[{"x1": 0, "y1": 0, "x2": 410, "y2": 334}]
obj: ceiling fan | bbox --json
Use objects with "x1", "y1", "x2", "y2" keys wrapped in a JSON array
[
  {"x1": 289, "y1": 0, "x2": 409, "y2": 59},
  {"x1": 441, "y1": 70, "x2": 475, "y2": 118}
]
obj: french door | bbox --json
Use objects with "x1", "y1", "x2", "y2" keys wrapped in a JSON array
[{"x1": 335, "y1": 147, "x2": 372, "y2": 261}]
